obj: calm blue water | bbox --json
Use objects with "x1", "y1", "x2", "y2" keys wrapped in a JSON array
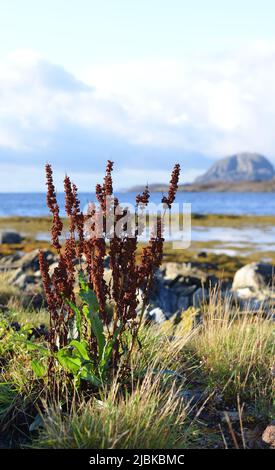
[{"x1": 0, "y1": 192, "x2": 274, "y2": 217}]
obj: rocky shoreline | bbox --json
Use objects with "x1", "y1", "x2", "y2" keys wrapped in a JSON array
[{"x1": 1, "y1": 236, "x2": 274, "y2": 324}]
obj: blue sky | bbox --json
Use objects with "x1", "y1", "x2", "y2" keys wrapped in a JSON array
[
  {"x1": 0, "y1": 1, "x2": 275, "y2": 191},
  {"x1": 1, "y1": 1, "x2": 275, "y2": 65}
]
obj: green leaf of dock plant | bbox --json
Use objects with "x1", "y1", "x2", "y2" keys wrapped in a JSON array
[
  {"x1": 31, "y1": 359, "x2": 47, "y2": 378},
  {"x1": 69, "y1": 339, "x2": 90, "y2": 362},
  {"x1": 83, "y1": 305, "x2": 106, "y2": 359},
  {"x1": 20, "y1": 340, "x2": 50, "y2": 356},
  {"x1": 99, "y1": 324, "x2": 123, "y2": 377},
  {"x1": 56, "y1": 344, "x2": 102, "y2": 388},
  {"x1": 78, "y1": 271, "x2": 99, "y2": 312},
  {"x1": 64, "y1": 297, "x2": 82, "y2": 339},
  {"x1": 56, "y1": 348, "x2": 83, "y2": 375},
  {"x1": 78, "y1": 367, "x2": 102, "y2": 387}
]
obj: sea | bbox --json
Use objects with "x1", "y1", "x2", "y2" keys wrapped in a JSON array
[{"x1": 0, "y1": 192, "x2": 274, "y2": 217}]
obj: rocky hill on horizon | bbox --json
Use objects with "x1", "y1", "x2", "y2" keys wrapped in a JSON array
[
  {"x1": 195, "y1": 152, "x2": 275, "y2": 184},
  {"x1": 128, "y1": 152, "x2": 275, "y2": 192}
]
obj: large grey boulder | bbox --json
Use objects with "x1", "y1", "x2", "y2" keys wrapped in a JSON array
[
  {"x1": 163, "y1": 262, "x2": 217, "y2": 287},
  {"x1": 0, "y1": 230, "x2": 23, "y2": 244},
  {"x1": 145, "y1": 264, "x2": 217, "y2": 322},
  {"x1": 232, "y1": 262, "x2": 274, "y2": 292},
  {"x1": 232, "y1": 262, "x2": 275, "y2": 316},
  {"x1": 0, "y1": 252, "x2": 22, "y2": 271},
  {"x1": 9, "y1": 249, "x2": 56, "y2": 290},
  {"x1": 17, "y1": 249, "x2": 55, "y2": 272},
  {"x1": 13, "y1": 273, "x2": 37, "y2": 289}
]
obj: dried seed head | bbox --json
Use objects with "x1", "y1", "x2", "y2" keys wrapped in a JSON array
[
  {"x1": 162, "y1": 163, "x2": 181, "y2": 209},
  {"x1": 45, "y1": 163, "x2": 63, "y2": 250},
  {"x1": 136, "y1": 185, "x2": 150, "y2": 206},
  {"x1": 104, "y1": 160, "x2": 114, "y2": 197},
  {"x1": 45, "y1": 163, "x2": 57, "y2": 213},
  {"x1": 64, "y1": 175, "x2": 74, "y2": 218}
]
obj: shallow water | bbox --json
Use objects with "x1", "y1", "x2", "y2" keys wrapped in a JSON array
[
  {"x1": 34, "y1": 224, "x2": 275, "y2": 257},
  {"x1": 191, "y1": 226, "x2": 275, "y2": 245}
]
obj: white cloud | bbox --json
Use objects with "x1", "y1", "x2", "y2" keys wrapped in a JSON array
[
  {"x1": 1, "y1": 43, "x2": 275, "y2": 190},
  {"x1": 0, "y1": 50, "x2": 129, "y2": 151},
  {"x1": 81, "y1": 41, "x2": 275, "y2": 158}
]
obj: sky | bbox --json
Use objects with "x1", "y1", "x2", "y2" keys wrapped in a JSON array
[{"x1": 1, "y1": 0, "x2": 275, "y2": 191}]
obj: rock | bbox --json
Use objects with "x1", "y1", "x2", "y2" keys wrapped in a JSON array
[
  {"x1": 176, "y1": 293, "x2": 192, "y2": 312},
  {"x1": 149, "y1": 281, "x2": 194, "y2": 318},
  {"x1": 170, "y1": 307, "x2": 202, "y2": 332},
  {"x1": 195, "y1": 152, "x2": 275, "y2": 184},
  {"x1": 193, "y1": 287, "x2": 209, "y2": 308},
  {"x1": 232, "y1": 262, "x2": 275, "y2": 315},
  {"x1": 163, "y1": 262, "x2": 217, "y2": 288},
  {"x1": 49, "y1": 261, "x2": 59, "y2": 276},
  {"x1": 244, "y1": 425, "x2": 267, "y2": 449},
  {"x1": 147, "y1": 307, "x2": 167, "y2": 324},
  {"x1": 30, "y1": 324, "x2": 49, "y2": 339},
  {"x1": 10, "y1": 321, "x2": 21, "y2": 331},
  {"x1": 14, "y1": 249, "x2": 56, "y2": 272},
  {"x1": 16, "y1": 249, "x2": 42, "y2": 272},
  {"x1": 197, "y1": 251, "x2": 208, "y2": 258},
  {"x1": 179, "y1": 389, "x2": 204, "y2": 405},
  {"x1": 219, "y1": 411, "x2": 240, "y2": 423},
  {"x1": 9, "y1": 267, "x2": 23, "y2": 284},
  {"x1": 13, "y1": 273, "x2": 37, "y2": 289},
  {"x1": 0, "y1": 252, "x2": 22, "y2": 270},
  {"x1": 149, "y1": 280, "x2": 177, "y2": 316},
  {"x1": 143, "y1": 264, "x2": 217, "y2": 322},
  {"x1": 232, "y1": 262, "x2": 274, "y2": 292},
  {"x1": 0, "y1": 304, "x2": 8, "y2": 312},
  {"x1": 262, "y1": 422, "x2": 275, "y2": 448},
  {"x1": 22, "y1": 292, "x2": 45, "y2": 310},
  {"x1": 0, "y1": 230, "x2": 23, "y2": 244},
  {"x1": 9, "y1": 250, "x2": 56, "y2": 287}
]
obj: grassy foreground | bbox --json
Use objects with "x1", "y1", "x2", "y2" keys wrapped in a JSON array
[{"x1": 0, "y1": 285, "x2": 273, "y2": 449}]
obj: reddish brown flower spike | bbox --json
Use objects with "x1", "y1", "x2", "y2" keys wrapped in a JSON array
[
  {"x1": 64, "y1": 175, "x2": 74, "y2": 218},
  {"x1": 162, "y1": 163, "x2": 181, "y2": 209},
  {"x1": 104, "y1": 160, "x2": 114, "y2": 197},
  {"x1": 136, "y1": 185, "x2": 150, "y2": 206},
  {"x1": 46, "y1": 163, "x2": 63, "y2": 250},
  {"x1": 45, "y1": 163, "x2": 57, "y2": 213}
]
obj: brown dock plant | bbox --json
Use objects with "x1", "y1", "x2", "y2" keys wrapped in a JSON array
[{"x1": 39, "y1": 161, "x2": 180, "y2": 380}]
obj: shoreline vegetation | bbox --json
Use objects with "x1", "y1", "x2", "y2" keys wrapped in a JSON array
[
  {"x1": 0, "y1": 164, "x2": 274, "y2": 449},
  {"x1": 0, "y1": 281, "x2": 273, "y2": 449}
]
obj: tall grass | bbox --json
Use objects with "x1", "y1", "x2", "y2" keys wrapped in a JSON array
[
  {"x1": 0, "y1": 272, "x2": 20, "y2": 306},
  {"x1": 33, "y1": 370, "x2": 189, "y2": 449},
  {"x1": 187, "y1": 291, "x2": 274, "y2": 409},
  {"x1": 0, "y1": 272, "x2": 273, "y2": 448}
]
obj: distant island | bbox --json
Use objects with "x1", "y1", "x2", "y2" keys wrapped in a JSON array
[{"x1": 129, "y1": 152, "x2": 275, "y2": 192}]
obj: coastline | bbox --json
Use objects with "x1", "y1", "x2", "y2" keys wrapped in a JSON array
[
  {"x1": 1, "y1": 214, "x2": 275, "y2": 279},
  {"x1": 129, "y1": 179, "x2": 275, "y2": 193}
]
